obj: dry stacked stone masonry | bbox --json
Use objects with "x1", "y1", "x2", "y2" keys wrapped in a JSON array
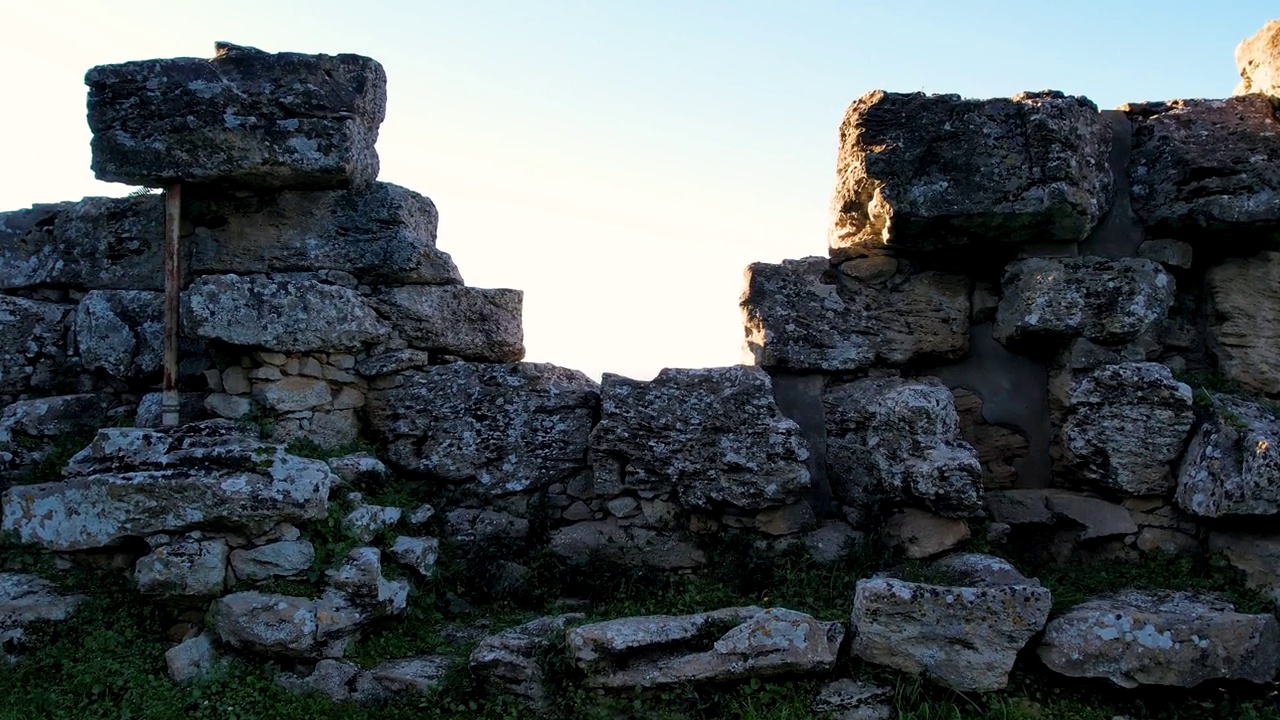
[{"x1": 2, "y1": 23, "x2": 1280, "y2": 711}]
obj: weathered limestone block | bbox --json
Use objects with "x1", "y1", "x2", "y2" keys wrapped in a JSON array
[
  {"x1": 366, "y1": 363, "x2": 598, "y2": 494},
  {"x1": 353, "y1": 656, "x2": 452, "y2": 700},
  {"x1": 276, "y1": 658, "x2": 362, "y2": 701},
  {"x1": 445, "y1": 508, "x2": 530, "y2": 544},
  {"x1": 2, "y1": 421, "x2": 333, "y2": 551},
  {"x1": 830, "y1": 90, "x2": 1112, "y2": 256},
  {"x1": 1206, "y1": 252, "x2": 1280, "y2": 396},
  {"x1": 825, "y1": 377, "x2": 982, "y2": 517},
  {"x1": 549, "y1": 521, "x2": 705, "y2": 570},
  {"x1": 1059, "y1": 363, "x2": 1194, "y2": 495},
  {"x1": 0, "y1": 196, "x2": 167, "y2": 291},
  {"x1": 882, "y1": 509, "x2": 969, "y2": 559},
  {"x1": 1237, "y1": 21, "x2": 1280, "y2": 97},
  {"x1": 0, "y1": 296, "x2": 70, "y2": 394},
  {"x1": 188, "y1": 183, "x2": 460, "y2": 285},
  {"x1": 741, "y1": 257, "x2": 968, "y2": 372},
  {"x1": 135, "y1": 536, "x2": 229, "y2": 596},
  {"x1": 0, "y1": 573, "x2": 83, "y2": 657},
  {"x1": 986, "y1": 489, "x2": 1138, "y2": 540},
  {"x1": 851, "y1": 554, "x2": 1052, "y2": 692},
  {"x1": 813, "y1": 678, "x2": 893, "y2": 720},
  {"x1": 1177, "y1": 394, "x2": 1280, "y2": 517},
  {"x1": 184, "y1": 273, "x2": 388, "y2": 352},
  {"x1": 230, "y1": 541, "x2": 316, "y2": 581},
  {"x1": 369, "y1": 285, "x2": 523, "y2": 362},
  {"x1": 952, "y1": 389, "x2": 1028, "y2": 489},
  {"x1": 1209, "y1": 532, "x2": 1280, "y2": 605},
  {"x1": 0, "y1": 394, "x2": 109, "y2": 445},
  {"x1": 75, "y1": 290, "x2": 163, "y2": 380},
  {"x1": 469, "y1": 614, "x2": 586, "y2": 709},
  {"x1": 343, "y1": 503, "x2": 402, "y2": 543},
  {"x1": 568, "y1": 607, "x2": 843, "y2": 689},
  {"x1": 325, "y1": 452, "x2": 389, "y2": 487},
  {"x1": 254, "y1": 377, "x2": 332, "y2": 412},
  {"x1": 325, "y1": 547, "x2": 410, "y2": 612},
  {"x1": 213, "y1": 590, "x2": 368, "y2": 659},
  {"x1": 590, "y1": 366, "x2": 811, "y2": 510},
  {"x1": 166, "y1": 632, "x2": 217, "y2": 683},
  {"x1": 994, "y1": 257, "x2": 1173, "y2": 350},
  {"x1": 1127, "y1": 96, "x2": 1280, "y2": 238},
  {"x1": 1039, "y1": 590, "x2": 1280, "y2": 688},
  {"x1": 388, "y1": 536, "x2": 439, "y2": 578},
  {"x1": 87, "y1": 43, "x2": 385, "y2": 189}
]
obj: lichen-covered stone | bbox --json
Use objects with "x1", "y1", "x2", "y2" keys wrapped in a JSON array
[
  {"x1": 741, "y1": 257, "x2": 968, "y2": 372},
  {"x1": 1206, "y1": 252, "x2": 1280, "y2": 396},
  {"x1": 0, "y1": 394, "x2": 109, "y2": 445},
  {"x1": 184, "y1": 273, "x2": 388, "y2": 352},
  {"x1": 813, "y1": 679, "x2": 893, "y2": 720},
  {"x1": 0, "y1": 573, "x2": 83, "y2": 657},
  {"x1": 1237, "y1": 21, "x2": 1280, "y2": 97},
  {"x1": 469, "y1": 614, "x2": 585, "y2": 709},
  {"x1": 387, "y1": 536, "x2": 439, "y2": 578},
  {"x1": 230, "y1": 541, "x2": 315, "y2": 581},
  {"x1": 994, "y1": 257, "x2": 1173, "y2": 350},
  {"x1": 86, "y1": 43, "x2": 385, "y2": 189},
  {"x1": 367, "y1": 363, "x2": 597, "y2": 495},
  {"x1": 882, "y1": 509, "x2": 970, "y2": 559},
  {"x1": 166, "y1": 632, "x2": 217, "y2": 683},
  {"x1": 212, "y1": 590, "x2": 367, "y2": 659},
  {"x1": 324, "y1": 547, "x2": 409, "y2": 612},
  {"x1": 369, "y1": 285, "x2": 523, "y2": 362},
  {"x1": 0, "y1": 295, "x2": 70, "y2": 394},
  {"x1": 75, "y1": 290, "x2": 163, "y2": 380},
  {"x1": 1176, "y1": 394, "x2": 1280, "y2": 517},
  {"x1": 1127, "y1": 96, "x2": 1280, "y2": 238},
  {"x1": 1059, "y1": 363, "x2": 1194, "y2": 495},
  {"x1": 188, "y1": 182, "x2": 460, "y2": 285},
  {"x1": 851, "y1": 555, "x2": 1052, "y2": 692},
  {"x1": 1039, "y1": 590, "x2": 1280, "y2": 688},
  {"x1": 1209, "y1": 532, "x2": 1280, "y2": 605},
  {"x1": 986, "y1": 489, "x2": 1137, "y2": 540},
  {"x1": 135, "y1": 536, "x2": 229, "y2": 596},
  {"x1": 342, "y1": 504, "x2": 402, "y2": 543},
  {"x1": 830, "y1": 90, "x2": 1112, "y2": 256},
  {"x1": 2, "y1": 421, "x2": 333, "y2": 551},
  {"x1": 825, "y1": 377, "x2": 982, "y2": 517},
  {"x1": 590, "y1": 366, "x2": 810, "y2": 510}
]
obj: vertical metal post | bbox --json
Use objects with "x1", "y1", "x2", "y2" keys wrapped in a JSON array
[{"x1": 162, "y1": 182, "x2": 182, "y2": 427}]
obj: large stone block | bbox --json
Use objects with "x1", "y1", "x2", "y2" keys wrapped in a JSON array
[
  {"x1": 1207, "y1": 251, "x2": 1280, "y2": 396},
  {"x1": 1236, "y1": 20, "x2": 1280, "y2": 98},
  {"x1": 1127, "y1": 96, "x2": 1280, "y2": 239},
  {"x1": 588, "y1": 366, "x2": 811, "y2": 511},
  {"x1": 75, "y1": 290, "x2": 163, "y2": 381},
  {"x1": 830, "y1": 90, "x2": 1112, "y2": 257},
  {"x1": 86, "y1": 43, "x2": 385, "y2": 189},
  {"x1": 741, "y1": 257, "x2": 968, "y2": 372},
  {"x1": 0, "y1": 296, "x2": 71, "y2": 395},
  {"x1": 370, "y1": 285, "x2": 523, "y2": 362},
  {"x1": 1177, "y1": 394, "x2": 1280, "y2": 518}
]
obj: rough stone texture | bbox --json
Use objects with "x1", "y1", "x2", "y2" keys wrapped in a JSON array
[
  {"x1": 830, "y1": 90, "x2": 1112, "y2": 256},
  {"x1": 1206, "y1": 252, "x2": 1280, "y2": 396},
  {"x1": 0, "y1": 394, "x2": 109, "y2": 444},
  {"x1": 325, "y1": 548, "x2": 410, "y2": 612},
  {"x1": 568, "y1": 607, "x2": 843, "y2": 689},
  {"x1": 0, "y1": 295, "x2": 70, "y2": 394},
  {"x1": 135, "y1": 536, "x2": 229, "y2": 596},
  {"x1": 952, "y1": 389, "x2": 1028, "y2": 489},
  {"x1": 387, "y1": 536, "x2": 439, "y2": 578},
  {"x1": 549, "y1": 521, "x2": 705, "y2": 570},
  {"x1": 75, "y1": 290, "x2": 163, "y2": 380},
  {"x1": 1177, "y1": 394, "x2": 1280, "y2": 517},
  {"x1": 184, "y1": 273, "x2": 388, "y2": 352},
  {"x1": 1138, "y1": 239, "x2": 1194, "y2": 269},
  {"x1": 590, "y1": 366, "x2": 810, "y2": 510},
  {"x1": 188, "y1": 182, "x2": 460, "y2": 285},
  {"x1": 369, "y1": 285, "x2": 523, "y2": 362},
  {"x1": 741, "y1": 257, "x2": 968, "y2": 372},
  {"x1": 1039, "y1": 590, "x2": 1280, "y2": 688},
  {"x1": 253, "y1": 377, "x2": 332, "y2": 412},
  {"x1": 986, "y1": 489, "x2": 1137, "y2": 540},
  {"x1": 212, "y1": 590, "x2": 367, "y2": 659},
  {"x1": 883, "y1": 509, "x2": 970, "y2": 559},
  {"x1": 230, "y1": 541, "x2": 316, "y2": 581},
  {"x1": 852, "y1": 554, "x2": 1052, "y2": 692},
  {"x1": 825, "y1": 377, "x2": 982, "y2": 517},
  {"x1": 1237, "y1": 21, "x2": 1280, "y2": 97},
  {"x1": 354, "y1": 349, "x2": 432, "y2": 377},
  {"x1": 1127, "y1": 96, "x2": 1280, "y2": 238},
  {"x1": 166, "y1": 632, "x2": 216, "y2": 683},
  {"x1": 356, "y1": 655, "x2": 452, "y2": 699},
  {"x1": 276, "y1": 659, "x2": 361, "y2": 701},
  {"x1": 367, "y1": 363, "x2": 598, "y2": 495},
  {"x1": 0, "y1": 573, "x2": 83, "y2": 656},
  {"x1": 1209, "y1": 533, "x2": 1280, "y2": 605},
  {"x1": 469, "y1": 614, "x2": 586, "y2": 709},
  {"x1": 813, "y1": 679, "x2": 893, "y2": 720},
  {"x1": 2, "y1": 421, "x2": 333, "y2": 551},
  {"x1": 326, "y1": 453, "x2": 388, "y2": 486},
  {"x1": 1059, "y1": 363, "x2": 1195, "y2": 495},
  {"x1": 445, "y1": 509, "x2": 530, "y2": 544},
  {"x1": 342, "y1": 503, "x2": 402, "y2": 543},
  {"x1": 86, "y1": 43, "x2": 386, "y2": 189},
  {"x1": 994, "y1": 257, "x2": 1172, "y2": 350},
  {"x1": 0, "y1": 196, "x2": 168, "y2": 291}
]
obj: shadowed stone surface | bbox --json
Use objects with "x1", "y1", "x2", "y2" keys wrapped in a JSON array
[
  {"x1": 369, "y1": 285, "x2": 524, "y2": 362},
  {"x1": 135, "y1": 536, "x2": 229, "y2": 596},
  {"x1": 75, "y1": 290, "x2": 163, "y2": 380},
  {"x1": 1206, "y1": 252, "x2": 1280, "y2": 397},
  {"x1": 1177, "y1": 394, "x2": 1280, "y2": 517},
  {"x1": 0, "y1": 296, "x2": 70, "y2": 395},
  {"x1": 0, "y1": 572, "x2": 83, "y2": 656},
  {"x1": 469, "y1": 614, "x2": 586, "y2": 709}
]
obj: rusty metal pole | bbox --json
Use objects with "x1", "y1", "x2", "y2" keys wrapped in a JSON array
[{"x1": 162, "y1": 182, "x2": 182, "y2": 427}]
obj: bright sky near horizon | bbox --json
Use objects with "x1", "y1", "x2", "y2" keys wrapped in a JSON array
[{"x1": 1, "y1": 1, "x2": 1274, "y2": 380}]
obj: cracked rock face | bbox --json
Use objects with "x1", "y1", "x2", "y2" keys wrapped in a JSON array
[
  {"x1": 369, "y1": 285, "x2": 524, "y2": 363},
  {"x1": 1177, "y1": 394, "x2": 1280, "y2": 518},
  {"x1": 75, "y1": 290, "x2": 163, "y2": 381},
  {"x1": 1038, "y1": 590, "x2": 1280, "y2": 688},
  {"x1": 1236, "y1": 20, "x2": 1280, "y2": 97},
  {"x1": 0, "y1": 295, "x2": 71, "y2": 395},
  {"x1": 1206, "y1": 251, "x2": 1280, "y2": 397},
  {"x1": 830, "y1": 90, "x2": 1113, "y2": 257},
  {"x1": 0, "y1": 573, "x2": 83, "y2": 657},
  {"x1": 469, "y1": 614, "x2": 585, "y2": 708},
  {"x1": 86, "y1": 43, "x2": 386, "y2": 189}
]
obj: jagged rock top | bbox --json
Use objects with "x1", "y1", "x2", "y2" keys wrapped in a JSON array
[{"x1": 1236, "y1": 20, "x2": 1280, "y2": 97}]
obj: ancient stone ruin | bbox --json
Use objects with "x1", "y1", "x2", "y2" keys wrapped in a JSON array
[{"x1": 3, "y1": 20, "x2": 1280, "y2": 716}]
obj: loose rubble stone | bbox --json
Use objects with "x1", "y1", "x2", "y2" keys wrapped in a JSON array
[
  {"x1": 367, "y1": 363, "x2": 598, "y2": 495},
  {"x1": 1127, "y1": 96, "x2": 1280, "y2": 238},
  {"x1": 184, "y1": 273, "x2": 388, "y2": 352},
  {"x1": 2, "y1": 421, "x2": 333, "y2": 551},
  {"x1": 986, "y1": 489, "x2": 1138, "y2": 540},
  {"x1": 590, "y1": 366, "x2": 810, "y2": 510},
  {"x1": 254, "y1": 376, "x2": 333, "y2": 412},
  {"x1": 230, "y1": 541, "x2": 316, "y2": 581},
  {"x1": 204, "y1": 393, "x2": 252, "y2": 420},
  {"x1": 277, "y1": 659, "x2": 361, "y2": 701},
  {"x1": 883, "y1": 509, "x2": 970, "y2": 559},
  {"x1": 852, "y1": 554, "x2": 1052, "y2": 692},
  {"x1": 1177, "y1": 394, "x2": 1280, "y2": 517},
  {"x1": 75, "y1": 290, "x2": 163, "y2": 380},
  {"x1": 1206, "y1": 252, "x2": 1280, "y2": 396},
  {"x1": 994, "y1": 257, "x2": 1173, "y2": 350},
  {"x1": 741, "y1": 257, "x2": 969, "y2": 372},
  {"x1": 356, "y1": 655, "x2": 452, "y2": 699},
  {"x1": 86, "y1": 43, "x2": 386, "y2": 189},
  {"x1": 1237, "y1": 20, "x2": 1280, "y2": 97},
  {"x1": 1039, "y1": 590, "x2": 1280, "y2": 688},
  {"x1": 549, "y1": 521, "x2": 705, "y2": 570},
  {"x1": 829, "y1": 90, "x2": 1112, "y2": 256},
  {"x1": 813, "y1": 679, "x2": 894, "y2": 720},
  {"x1": 325, "y1": 547, "x2": 410, "y2": 612},
  {"x1": 388, "y1": 536, "x2": 439, "y2": 578},
  {"x1": 568, "y1": 607, "x2": 843, "y2": 689},
  {"x1": 136, "y1": 536, "x2": 229, "y2": 596},
  {"x1": 1059, "y1": 363, "x2": 1194, "y2": 495},
  {"x1": 188, "y1": 183, "x2": 460, "y2": 285},
  {"x1": 445, "y1": 508, "x2": 529, "y2": 544},
  {"x1": 825, "y1": 377, "x2": 982, "y2": 517},
  {"x1": 213, "y1": 590, "x2": 368, "y2": 659},
  {"x1": 369, "y1": 285, "x2": 523, "y2": 362},
  {"x1": 469, "y1": 614, "x2": 586, "y2": 708},
  {"x1": 326, "y1": 453, "x2": 389, "y2": 486},
  {"x1": 0, "y1": 295, "x2": 70, "y2": 394},
  {"x1": 407, "y1": 504, "x2": 436, "y2": 526},
  {"x1": 166, "y1": 632, "x2": 216, "y2": 683},
  {"x1": 0, "y1": 573, "x2": 83, "y2": 656},
  {"x1": 0, "y1": 394, "x2": 109, "y2": 445}
]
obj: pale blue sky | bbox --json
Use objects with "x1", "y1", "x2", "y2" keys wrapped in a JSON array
[{"x1": 1, "y1": 1, "x2": 1273, "y2": 379}]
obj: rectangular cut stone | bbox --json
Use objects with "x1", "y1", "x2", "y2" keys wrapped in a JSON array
[
  {"x1": 86, "y1": 43, "x2": 385, "y2": 189},
  {"x1": 370, "y1": 286, "x2": 524, "y2": 362}
]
